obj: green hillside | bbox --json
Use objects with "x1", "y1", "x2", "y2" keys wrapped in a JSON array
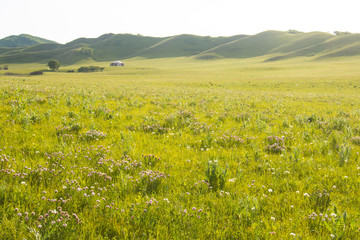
[
  {"x1": 1, "y1": 31, "x2": 360, "y2": 65},
  {"x1": 0, "y1": 43, "x2": 91, "y2": 64},
  {"x1": 200, "y1": 31, "x2": 296, "y2": 58},
  {"x1": 65, "y1": 33, "x2": 115, "y2": 47},
  {"x1": 265, "y1": 33, "x2": 360, "y2": 61},
  {"x1": 137, "y1": 34, "x2": 248, "y2": 58},
  {"x1": 91, "y1": 34, "x2": 164, "y2": 61},
  {"x1": 272, "y1": 32, "x2": 333, "y2": 53},
  {"x1": 0, "y1": 34, "x2": 56, "y2": 47}
]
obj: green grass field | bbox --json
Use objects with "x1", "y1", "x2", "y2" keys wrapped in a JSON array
[{"x1": 1, "y1": 56, "x2": 360, "y2": 239}]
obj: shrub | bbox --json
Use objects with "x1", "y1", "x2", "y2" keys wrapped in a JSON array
[
  {"x1": 80, "y1": 47, "x2": 94, "y2": 57},
  {"x1": 77, "y1": 66, "x2": 104, "y2": 73},
  {"x1": 30, "y1": 71, "x2": 43, "y2": 75}
]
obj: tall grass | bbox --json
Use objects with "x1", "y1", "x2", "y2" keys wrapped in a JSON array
[{"x1": 1, "y1": 57, "x2": 360, "y2": 239}]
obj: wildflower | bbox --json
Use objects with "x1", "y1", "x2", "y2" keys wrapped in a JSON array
[
  {"x1": 192, "y1": 207, "x2": 196, "y2": 211},
  {"x1": 330, "y1": 213, "x2": 337, "y2": 218},
  {"x1": 17, "y1": 213, "x2": 22, "y2": 216},
  {"x1": 51, "y1": 221, "x2": 56, "y2": 224},
  {"x1": 303, "y1": 193, "x2": 310, "y2": 197},
  {"x1": 270, "y1": 217, "x2": 275, "y2": 221},
  {"x1": 38, "y1": 225, "x2": 42, "y2": 228},
  {"x1": 330, "y1": 234, "x2": 335, "y2": 238},
  {"x1": 290, "y1": 233, "x2": 296, "y2": 237},
  {"x1": 228, "y1": 178, "x2": 237, "y2": 182},
  {"x1": 268, "y1": 189, "x2": 273, "y2": 193},
  {"x1": 63, "y1": 223, "x2": 67, "y2": 227},
  {"x1": 21, "y1": 181, "x2": 26, "y2": 185}
]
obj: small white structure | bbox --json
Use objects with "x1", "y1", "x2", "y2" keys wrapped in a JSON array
[{"x1": 110, "y1": 60, "x2": 125, "y2": 66}]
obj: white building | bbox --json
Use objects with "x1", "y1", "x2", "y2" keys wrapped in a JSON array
[{"x1": 110, "y1": 60, "x2": 125, "y2": 66}]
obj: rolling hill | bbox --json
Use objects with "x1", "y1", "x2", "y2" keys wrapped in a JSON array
[
  {"x1": 0, "y1": 31, "x2": 360, "y2": 65},
  {"x1": 0, "y1": 34, "x2": 56, "y2": 48}
]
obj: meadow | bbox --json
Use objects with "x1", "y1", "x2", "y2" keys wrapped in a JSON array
[{"x1": 1, "y1": 56, "x2": 360, "y2": 239}]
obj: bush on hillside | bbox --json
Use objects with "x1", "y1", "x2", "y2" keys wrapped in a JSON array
[
  {"x1": 287, "y1": 29, "x2": 303, "y2": 34},
  {"x1": 30, "y1": 71, "x2": 43, "y2": 75},
  {"x1": 78, "y1": 66, "x2": 104, "y2": 73},
  {"x1": 80, "y1": 47, "x2": 94, "y2": 57},
  {"x1": 334, "y1": 31, "x2": 352, "y2": 36},
  {"x1": 193, "y1": 53, "x2": 223, "y2": 60}
]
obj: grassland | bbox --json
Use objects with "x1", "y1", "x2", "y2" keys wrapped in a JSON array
[{"x1": 1, "y1": 56, "x2": 360, "y2": 239}]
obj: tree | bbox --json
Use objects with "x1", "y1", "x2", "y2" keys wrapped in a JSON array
[
  {"x1": 334, "y1": 31, "x2": 351, "y2": 36},
  {"x1": 48, "y1": 60, "x2": 60, "y2": 71}
]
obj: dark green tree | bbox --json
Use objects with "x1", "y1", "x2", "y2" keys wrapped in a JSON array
[{"x1": 48, "y1": 60, "x2": 60, "y2": 71}]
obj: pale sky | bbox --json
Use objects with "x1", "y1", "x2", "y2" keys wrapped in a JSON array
[{"x1": 1, "y1": 0, "x2": 359, "y2": 44}]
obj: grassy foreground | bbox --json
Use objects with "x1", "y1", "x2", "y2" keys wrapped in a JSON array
[{"x1": 1, "y1": 57, "x2": 360, "y2": 239}]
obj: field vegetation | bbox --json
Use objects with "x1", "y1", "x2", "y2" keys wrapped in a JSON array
[{"x1": 1, "y1": 56, "x2": 360, "y2": 239}]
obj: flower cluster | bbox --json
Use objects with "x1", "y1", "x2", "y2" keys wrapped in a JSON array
[
  {"x1": 81, "y1": 130, "x2": 107, "y2": 141},
  {"x1": 142, "y1": 154, "x2": 161, "y2": 167},
  {"x1": 265, "y1": 135, "x2": 286, "y2": 153},
  {"x1": 15, "y1": 206, "x2": 80, "y2": 228},
  {"x1": 216, "y1": 134, "x2": 244, "y2": 148},
  {"x1": 141, "y1": 124, "x2": 169, "y2": 134},
  {"x1": 351, "y1": 136, "x2": 360, "y2": 146},
  {"x1": 137, "y1": 170, "x2": 168, "y2": 193}
]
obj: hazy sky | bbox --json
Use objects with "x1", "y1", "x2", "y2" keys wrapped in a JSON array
[{"x1": 1, "y1": 0, "x2": 358, "y2": 43}]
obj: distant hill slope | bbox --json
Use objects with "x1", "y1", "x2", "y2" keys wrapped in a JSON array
[
  {"x1": 0, "y1": 34, "x2": 56, "y2": 47},
  {"x1": 1, "y1": 31, "x2": 360, "y2": 65},
  {"x1": 136, "y1": 34, "x2": 248, "y2": 58}
]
